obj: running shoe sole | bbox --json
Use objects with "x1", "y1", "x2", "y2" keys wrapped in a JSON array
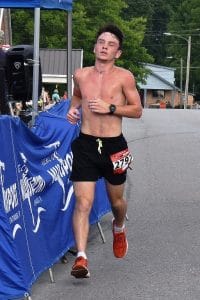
[{"x1": 71, "y1": 267, "x2": 90, "y2": 278}]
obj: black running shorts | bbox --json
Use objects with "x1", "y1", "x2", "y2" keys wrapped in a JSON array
[{"x1": 70, "y1": 132, "x2": 132, "y2": 185}]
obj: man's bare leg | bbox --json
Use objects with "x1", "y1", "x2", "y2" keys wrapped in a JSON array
[
  {"x1": 106, "y1": 182, "x2": 127, "y2": 226},
  {"x1": 73, "y1": 181, "x2": 95, "y2": 252},
  {"x1": 71, "y1": 181, "x2": 95, "y2": 278},
  {"x1": 106, "y1": 181, "x2": 128, "y2": 258}
]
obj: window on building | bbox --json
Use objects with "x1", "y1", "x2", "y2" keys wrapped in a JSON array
[{"x1": 152, "y1": 90, "x2": 165, "y2": 98}]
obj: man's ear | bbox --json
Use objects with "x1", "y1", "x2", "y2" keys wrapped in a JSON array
[{"x1": 115, "y1": 49, "x2": 122, "y2": 59}]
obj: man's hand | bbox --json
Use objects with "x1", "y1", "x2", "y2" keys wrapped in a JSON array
[
  {"x1": 67, "y1": 107, "x2": 80, "y2": 124},
  {"x1": 88, "y1": 98, "x2": 110, "y2": 114}
]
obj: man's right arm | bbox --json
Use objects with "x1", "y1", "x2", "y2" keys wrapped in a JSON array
[{"x1": 67, "y1": 70, "x2": 82, "y2": 124}]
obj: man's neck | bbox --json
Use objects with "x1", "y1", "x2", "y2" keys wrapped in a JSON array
[{"x1": 94, "y1": 61, "x2": 115, "y2": 74}]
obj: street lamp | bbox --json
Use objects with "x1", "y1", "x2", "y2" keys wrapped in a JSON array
[{"x1": 164, "y1": 32, "x2": 191, "y2": 109}]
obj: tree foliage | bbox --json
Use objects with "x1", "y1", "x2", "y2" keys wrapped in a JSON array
[
  {"x1": 165, "y1": 0, "x2": 200, "y2": 98},
  {"x1": 10, "y1": 0, "x2": 200, "y2": 99},
  {"x1": 11, "y1": 0, "x2": 153, "y2": 82},
  {"x1": 71, "y1": 0, "x2": 153, "y2": 81},
  {"x1": 11, "y1": 9, "x2": 67, "y2": 48}
]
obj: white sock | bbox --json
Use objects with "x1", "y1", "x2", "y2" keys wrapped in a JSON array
[
  {"x1": 114, "y1": 223, "x2": 125, "y2": 233},
  {"x1": 77, "y1": 251, "x2": 87, "y2": 259}
]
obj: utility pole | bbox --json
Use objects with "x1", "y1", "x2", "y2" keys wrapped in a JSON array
[
  {"x1": 180, "y1": 57, "x2": 183, "y2": 107},
  {"x1": 67, "y1": 11, "x2": 72, "y2": 99},
  {"x1": 184, "y1": 35, "x2": 191, "y2": 109},
  {"x1": 164, "y1": 32, "x2": 191, "y2": 109}
]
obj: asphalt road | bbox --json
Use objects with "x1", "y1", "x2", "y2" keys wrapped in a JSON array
[{"x1": 30, "y1": 109, "x2": 200, "y2": 300}]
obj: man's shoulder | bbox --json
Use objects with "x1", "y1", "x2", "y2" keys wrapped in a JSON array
[
  {"x1": 115, "y1": 66, "x2": 134, "y2": 81},
  {"x1": 75, "y1": 66, "x2": 92, "y2": 73},
  {"x1": 115, "y1": 66, "x2": 132, "y2": 75},
  {"x1": 74, "y1": 66, "x2": 93, "y2": 79}
]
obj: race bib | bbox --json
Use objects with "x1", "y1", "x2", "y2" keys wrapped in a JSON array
[{"x1": 110, "y1": 148, "x2": 133, "y2": 174}]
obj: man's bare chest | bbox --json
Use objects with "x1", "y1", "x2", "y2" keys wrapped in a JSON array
[{"x1": 80, "y1": 75, "x2": 121, "y2": 100}]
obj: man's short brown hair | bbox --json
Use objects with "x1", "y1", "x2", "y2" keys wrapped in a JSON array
[{"x1": 96, "y1": 24, "x2": 124, "y2": 50}]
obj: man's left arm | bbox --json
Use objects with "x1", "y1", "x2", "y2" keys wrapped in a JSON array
[
  {"x1": 87, "y1": 70, "x2": 143, "y2": 118},
  {"x1": 114, "y1": 71, "x2": 142, "y2": 119}
]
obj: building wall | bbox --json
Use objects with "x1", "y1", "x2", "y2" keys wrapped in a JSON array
[{"x1": 143, "y1": 90, "x2": 194, "y2": 108}]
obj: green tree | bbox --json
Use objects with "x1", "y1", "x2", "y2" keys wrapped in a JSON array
[
  {"x1": 165, "y1": 0, "x2": 200, "y2": 99},
  {"x1": 11, "y1": 9, "x2": 67, "y2": 48},
  {"x1": 11, "y1": 9, "x2": 34, "y2": 45},
  {"x1": 72, "y1": 0, "x2": 153, "y2": 81},
  {"x1": 11, "y1": 0, "x2": 153, "y2": 82},
  {"x1": 122, "y1": 0, "x2": 174, "y2": 64},
  {"x1": 122, "y1": 0, "x2": 153, "y2": 19}
]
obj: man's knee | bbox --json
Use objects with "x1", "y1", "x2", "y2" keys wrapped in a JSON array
[
  {"x1": 111, "y1": 197, "x2": 126, "y2": 209},
  {"x1": 75, "y1": 195, "x2": 93, "y2": 214}
]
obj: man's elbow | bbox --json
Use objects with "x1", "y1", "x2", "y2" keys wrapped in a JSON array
[{"x1": 134, "y1": 106, "x2": 143, "y2": 118}]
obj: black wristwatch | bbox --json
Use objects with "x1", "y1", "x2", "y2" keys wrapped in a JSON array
[{"x1": 109, "y1": 104, "x2": 116, "y2": 114}]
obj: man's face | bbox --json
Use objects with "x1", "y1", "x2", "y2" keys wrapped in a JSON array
[{"x1": 94, "y1": 32, "x2": 122, "y2": 61}]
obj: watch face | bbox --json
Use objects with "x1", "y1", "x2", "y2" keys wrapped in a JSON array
[{"x1": 109, "y1": 104, "x2": 116, "y2": 114}]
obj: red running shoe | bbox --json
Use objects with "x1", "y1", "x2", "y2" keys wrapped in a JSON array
[
  {"x1": 71, "y1": 256, "x2": 90, "y2": 278},
  {"x1": 112, "y1": 219, "x2": 128, "y2": 258}
]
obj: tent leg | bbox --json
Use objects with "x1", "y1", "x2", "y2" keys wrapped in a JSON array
[
  {"x1": 97, "y1": 221, "x2": 106, "y2": 243},
  {"x1": 8, "y1": 101, "x2": 15, "y2": 116},
  {"x1": 60, "y1": 254, "x2": 68, "y2": 264},
  {"x1": 49, "y1": 268, "x2": 55, "y2": 283}
]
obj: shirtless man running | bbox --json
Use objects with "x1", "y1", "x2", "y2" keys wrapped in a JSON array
[{"x1": 67, "y1": 24, "x2": 142, "y2": 279}]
